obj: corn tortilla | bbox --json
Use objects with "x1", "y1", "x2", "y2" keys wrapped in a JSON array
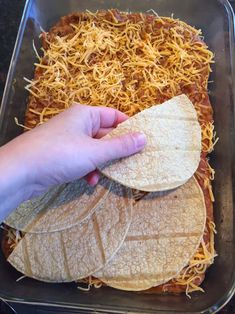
[
  {"x1": 7, "y1": 182, "x2": 132, "y2": 282},
  {"x1": 4, "y1": 177, "x2": 110, "y2": 233},
  {"x1": 99, "y1": 94, "x2": 201, "y2": 192},
  {"x1": 93, "y1": 177, "x2": 206, "y2": 291}
]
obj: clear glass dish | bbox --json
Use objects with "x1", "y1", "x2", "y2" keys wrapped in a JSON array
[{"x1": 0, "y1": 0, "x2": 234, "y2": 312}]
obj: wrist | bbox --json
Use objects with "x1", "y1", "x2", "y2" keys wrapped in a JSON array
[{"x1": 0, "y1": 139, "x2": 35, "y2": 221}]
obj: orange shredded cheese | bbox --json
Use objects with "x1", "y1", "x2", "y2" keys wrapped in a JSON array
[
  {"x1": 23, "y1": 11, "x2": 214, "y2": 134},
  {"x1": 77, "y1": 275, "x2": 103, "y2": 291},
  {"x1": 201, "y1": 122, "x2": 219, "y2": 153},
  {"x1": 196, "y1": 157, "x2": 216, "y2": 202},
  {"x1": 173, "y1": 220, "x2": 217, "y2": 297}
]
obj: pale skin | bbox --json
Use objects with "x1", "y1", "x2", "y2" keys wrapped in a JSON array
[{"x1": 0, "y1": 103, "x2": 147, "y2": 223}]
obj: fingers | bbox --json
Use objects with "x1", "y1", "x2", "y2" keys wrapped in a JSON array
[
  {"x1": 93, "y1": 132, "x2": 147, "y2": 165},
  {"x1": 95, "y1": 128, "x2": 114, "y2": 139},
  {"x1": 70, "y1": 104, "x2": 129, "y2": 137},
  {"x1": 85, "y1": 170, "x2": 100, "y2": 186},
  {"x1": 96, "y1": 107, "x2": 129, "y2": 128}
]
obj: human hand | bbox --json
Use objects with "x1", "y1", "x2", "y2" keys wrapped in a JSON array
[
  {"x1": 0, "y1": 104, "x2": 146, "y2": 220},
  {"x1": 6, "y1": 104, "x2": 146, "y2": 195}
]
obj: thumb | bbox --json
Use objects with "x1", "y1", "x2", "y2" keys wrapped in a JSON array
[{"x1": 94, "y1": 132, "x2": 147, "y2": 165}]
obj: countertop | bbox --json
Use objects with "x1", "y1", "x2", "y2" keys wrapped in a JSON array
[{"x1": 0, "y1": 0, "x2": 234, "y2": 313}]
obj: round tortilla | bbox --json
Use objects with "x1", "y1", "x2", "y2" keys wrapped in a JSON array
[
  {"x1": 4, "y1": 176, "x2": 110, "y2": 233},
  {"x1": 99, "y1": 94, "x2": 201, "y2": 192},
  {"x1": 93, "y1": 177, "x2": 206, "y2": 291},
  {"x1": 7, "y1": 182, "x2": 132, "y2": 282}
]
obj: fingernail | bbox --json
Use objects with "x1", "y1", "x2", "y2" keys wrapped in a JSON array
[{"x1": 134, "y1": 132, "x2": 147, "y2": 149}]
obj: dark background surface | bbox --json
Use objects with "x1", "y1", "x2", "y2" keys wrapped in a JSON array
[{"x1": 0, "y1": 0, "x2": 235, "y2": 313}]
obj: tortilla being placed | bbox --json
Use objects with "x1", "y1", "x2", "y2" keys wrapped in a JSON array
[
  {"x1": 7, "y1": 182, "x2": 132, "y2": 282},
  {"x1": 4, "y1": 176, "x2": 111, "y2": 233},
  {"x1": 93, "y1": 176, "x2": 206, "y2": 291},
  {"x1": 99, "y1": 94, "x2": 201, "y2": 192}
]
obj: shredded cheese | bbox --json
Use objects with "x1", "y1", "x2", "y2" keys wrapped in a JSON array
[
  {"x1": 77, "y1": 275, "x2": 103, "y2": 291},
  {"x1": 14, "y1": 117, "x2": 31, "y2": 131},
  {"x1": 23, "y1": 10, "x2": 213, "y2": 141},
  {"x1": 196, "y1": 157, "x2": 216, "y2": 202},
  {"x1": 201, "y1": 122, "x2": 219, "y2": 153},
  {"x1": 6, "y1": 228, "x2": 23, "y2": 250},
  {"x1": 172, "y1": 220, "x2": 217, "y2": 297},
  {"x1": 16, "y1": 275, "x2": 27, "y2": 282}
]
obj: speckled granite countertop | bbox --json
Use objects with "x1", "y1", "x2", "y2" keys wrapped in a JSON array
[{"x1": 0, "y1": 1, "x2": 234, "y2": 313}]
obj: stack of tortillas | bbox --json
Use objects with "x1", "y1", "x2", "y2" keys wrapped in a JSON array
[
  {"x1": 5, "y1": 178, "x2": 133, "y2": 281},
  {"x1": 4, "y1": 94, "x2": 206, "y2": 291}
]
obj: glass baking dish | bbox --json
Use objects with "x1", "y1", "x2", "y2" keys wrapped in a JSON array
[{"x1": 0, "y1": 0, "x2": 234, "y2": 313}]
